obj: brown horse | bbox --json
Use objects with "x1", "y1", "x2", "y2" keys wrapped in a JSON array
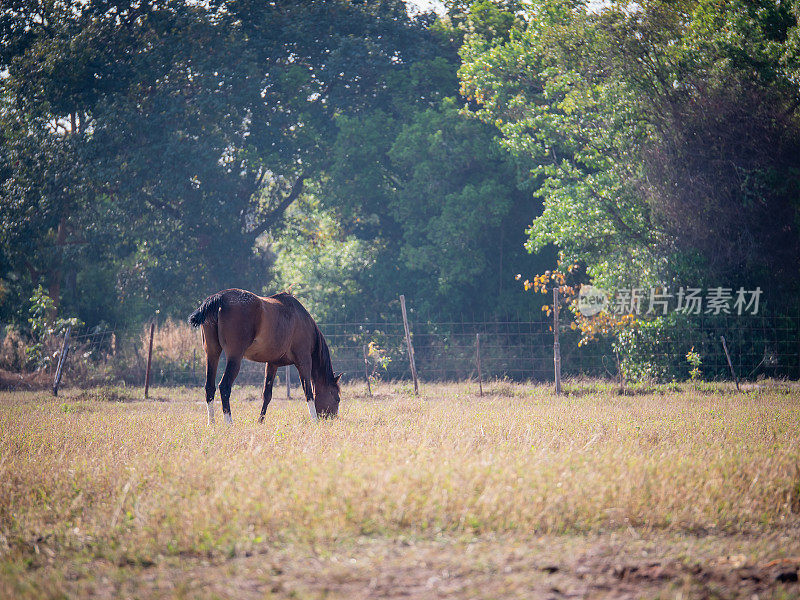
[{"x1": 188, "y1": 289, "x2": 341, "y2": 424}]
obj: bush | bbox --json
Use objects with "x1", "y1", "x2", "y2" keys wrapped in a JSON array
[{"x1": 0, "y1": 326, "x2": 28, "y2": 372}]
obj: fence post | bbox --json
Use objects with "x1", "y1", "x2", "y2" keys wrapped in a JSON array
[
  {"x1": 399, "y1": 294, "x2": 419, "y2": 395},
  {"x1": 144, "y1": 321, "x2": 154, "y2": 399},
  {"x1": 720, "y1": 335, "x2": 740, "y2": 391},
  {"x1": 285, "y1": 365, "x2": 291, "y2": 399},
  {"x1": 192, "y1": 348, "x2": 197, "y2": 386},
  {"x1": 476, "y1": 333, "x2": 483, "y2": 397},
  {"x1": 553, "y1": 288, "x2": 561, "y2": 395},
  {"x1": 614, "y1": 349, "x2": 625, "y2": 394},
  {"x1": 363, "y1": 344, "x2": 372, "y2": 397},
  {"x1": 52, "y1": 326, "x2": 71, "y2": 397}
]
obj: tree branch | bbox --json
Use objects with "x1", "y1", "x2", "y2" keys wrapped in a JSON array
[
  {"x1": 142, "y1": 194, "x2": 183, "y2": 220},
  {"x1": 250, "y1": 172, "x2": 307, "y2": 239},
  {"x1": 779, "y1": 96, "x2": 800, "y2": 123},
  {"x1": 24, "y1": 260, "x2": 40, "y2": 281}
]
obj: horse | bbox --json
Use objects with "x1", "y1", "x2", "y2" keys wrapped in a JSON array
[{"x1": 188, "y1": 289, "x2": 341, "y2": 424}]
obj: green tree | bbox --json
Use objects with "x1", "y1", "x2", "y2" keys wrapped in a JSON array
[
  {"x1": 459, "y1": 0, "x2": 657, "y2": 292},
  {"x1": 0, "y1": 0, "x2": 445, "y2": 327},
  {"x1": 270, "y1": 4, "x2": 550, "y2": 321},
  {"x1": 284, "y1": 97, "x2": 547, "y2": 319},
  {"x1": 386, "y1": 99, "x2": 544, "y2": 315},
  {"x1": 459, "y1": 0, "x2": 800, "y2": 300},
  {"x1": 269, "y1": 195, "x2": 383, "y2": 322}
]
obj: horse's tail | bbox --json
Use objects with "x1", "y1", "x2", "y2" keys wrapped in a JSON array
[{"x1": 188, "y1": 292, "x2": 224, "y2": 327}]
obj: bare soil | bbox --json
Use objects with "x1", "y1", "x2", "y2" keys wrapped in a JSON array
[{"x1": 6, "y1": 532, "x2": 800, "y2": 599}]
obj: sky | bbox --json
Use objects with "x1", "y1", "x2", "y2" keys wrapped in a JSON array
[
  {"x1": 405, "y1": 0, "x2": 610, "y2": 15},
  {"x1": 406, "y1": 0, "x2": 443, "y2": 14}
]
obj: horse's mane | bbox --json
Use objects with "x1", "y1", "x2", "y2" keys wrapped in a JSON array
[
  {"x1": 271, "y1": 292, "x2": 338, "y2": 389},
  {"x1": 312, "y1": 326, "x2": 338, "y2": 389}
]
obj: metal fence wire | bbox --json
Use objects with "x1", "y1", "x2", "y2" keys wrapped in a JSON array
[{"x1": 46, "y1": 313, "x2": 800, "y2": 388}]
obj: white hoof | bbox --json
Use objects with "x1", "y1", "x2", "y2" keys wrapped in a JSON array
[
  {"x1": 207, "y1": 403, "x2": 215, "y2": 426},
  {"x1": 307, "y1": 400, "x2": 318, "y2": 421},
  {"x1": 224, "y1": 413, "x2": 233, "y2": 425}
]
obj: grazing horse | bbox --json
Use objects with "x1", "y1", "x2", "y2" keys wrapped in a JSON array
[{"x1": 188, "y1": 289, "x2": 341, "y2": 424}]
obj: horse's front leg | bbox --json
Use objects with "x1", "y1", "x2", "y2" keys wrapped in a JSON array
[
  {"x1": 259, "y1": 363, "x2": 278, "y2": 423},
  {"x1": 218, "y1": 355, "x2": 242, "y2": 425},
  {"x1": 295, "y1": 358, "x2": 317, "y2": 421}
]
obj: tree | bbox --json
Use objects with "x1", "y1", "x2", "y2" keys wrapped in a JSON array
[
  {"x1": 276, "y1": 96, "x2": 548, "y2": 319},
  {"x1": 459, "y1": 0, "x2": 800, "y2": 301},
  {"x1": 386, "y1": 99, "x2": 544, "y2": 315},
  {"x1": 0, "y1": 0, "x2": 445, "y2": 326},
  {"x1": 269, "y1": 4, "x2": 552, "y2": 320},
  {"x1": 1, "y1": 0, "x2": 251, "y2": 324},
  {"x1": 459, "y1": 0, "x2": 658, "y2": 292},
  {"x1": 268, "y1": 193, "x2": 383, "y2": 322}
]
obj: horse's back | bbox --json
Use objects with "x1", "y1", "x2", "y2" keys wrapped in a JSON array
[{"x1": 223, "y1": 290, "x2": 316, "y2": 364}]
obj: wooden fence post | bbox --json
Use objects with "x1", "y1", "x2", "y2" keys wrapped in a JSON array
[
  {"x1": 286, "y1": 365, "x2": 291, "y2": 399},
  {"x1": 192, "y1": 348, "x2": 197, "y2": 386},
  {"x1": 52, "y1": 326, "x2": 71, "y2": 397},
  {"x1": 144, "y1": 321, "x2": 154, "y2": 399},
  {"x1": 476, "y1": 333, "x2": 483, "y2": 397},
  {"x1": 553, "y1": 288, "x2": 562, "y2": 395},
  {"x1": 399, "y1": 294, "x2": 419, "y2": 395},
  {"x1": 363, "y1": 344, "x2": 372, "y2": 397},
  {"x1": 721, "y1": 335, "x2": 740, "y2": 391}
]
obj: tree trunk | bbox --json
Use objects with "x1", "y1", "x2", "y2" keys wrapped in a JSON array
[{"x1": 48, "y1": 216, "x2": 68, "y2": 318}]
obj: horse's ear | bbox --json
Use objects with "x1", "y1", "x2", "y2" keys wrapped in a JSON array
[{"x1": 334, "y1": 372, "x2": 343, "y2": 383}]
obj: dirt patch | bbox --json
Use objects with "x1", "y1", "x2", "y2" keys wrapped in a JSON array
[
  {"x1": 584, "y1": 555, "x2": 800, "y2": 598},
  {"x1": 8, "y1": 534, "x2": 800, "y2": 600}
]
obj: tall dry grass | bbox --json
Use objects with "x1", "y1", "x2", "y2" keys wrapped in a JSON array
[
  {"x1": 0, "y1": 383, "x2": 798, "y2": 569},
  {"x1": 0, "y1": 326, "x2": 30, "y2": 372},
  {"x1": 141, "y1": 318, "x2": 201, "y2": 364}
]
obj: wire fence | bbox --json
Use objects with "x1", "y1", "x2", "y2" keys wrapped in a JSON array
[{"x1": 35, "y1": 312, "x2": 800, "y2": 389}]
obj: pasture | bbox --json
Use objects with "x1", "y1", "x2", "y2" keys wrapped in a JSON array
[{"x1": 1, "y1": 381, "x2": 799, "y2": 599}]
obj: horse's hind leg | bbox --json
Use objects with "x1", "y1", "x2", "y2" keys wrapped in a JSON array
[
  {"x1": 202, "y1": 324, "x2": 222, "y2": 426},
  {"x1": 218, "y1": 354, "x2": 242, "y2": 425},
  {"x1": 259, "y1": 363, "x2": 278, "y2": 424}
]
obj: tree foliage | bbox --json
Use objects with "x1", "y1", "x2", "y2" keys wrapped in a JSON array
[
  {"x1": 1, "y1": 0, "x2": 798, "y2": 336},
  {"x1": 279, "y1": 87, "x2": 547, "y2": 319},
  {"x1": 0, "y1": 0, "x2": 447, "y2": 326},
  {"x1": 459, "y1": 0, "x2": 800, "y2": 302}
]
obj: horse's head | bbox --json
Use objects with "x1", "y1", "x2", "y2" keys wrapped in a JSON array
[{"x1": 315, "y1": 372, "x2": 342, "y2": 418}]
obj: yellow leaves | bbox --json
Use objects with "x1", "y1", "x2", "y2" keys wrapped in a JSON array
[
  {"x1": 519, "y1": 267, "x2": 574, "y2": 295},
  {"x1": 571, "y1": 310, "x2": 639, "y2": 345},
  {"x1": 519, "y1": 263, "x2": 640, "y2": 344}
]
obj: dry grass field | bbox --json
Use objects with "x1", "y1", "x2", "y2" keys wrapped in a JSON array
[{"x1": 1, "y1": 381, "x2": 799, "y2": 599}]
